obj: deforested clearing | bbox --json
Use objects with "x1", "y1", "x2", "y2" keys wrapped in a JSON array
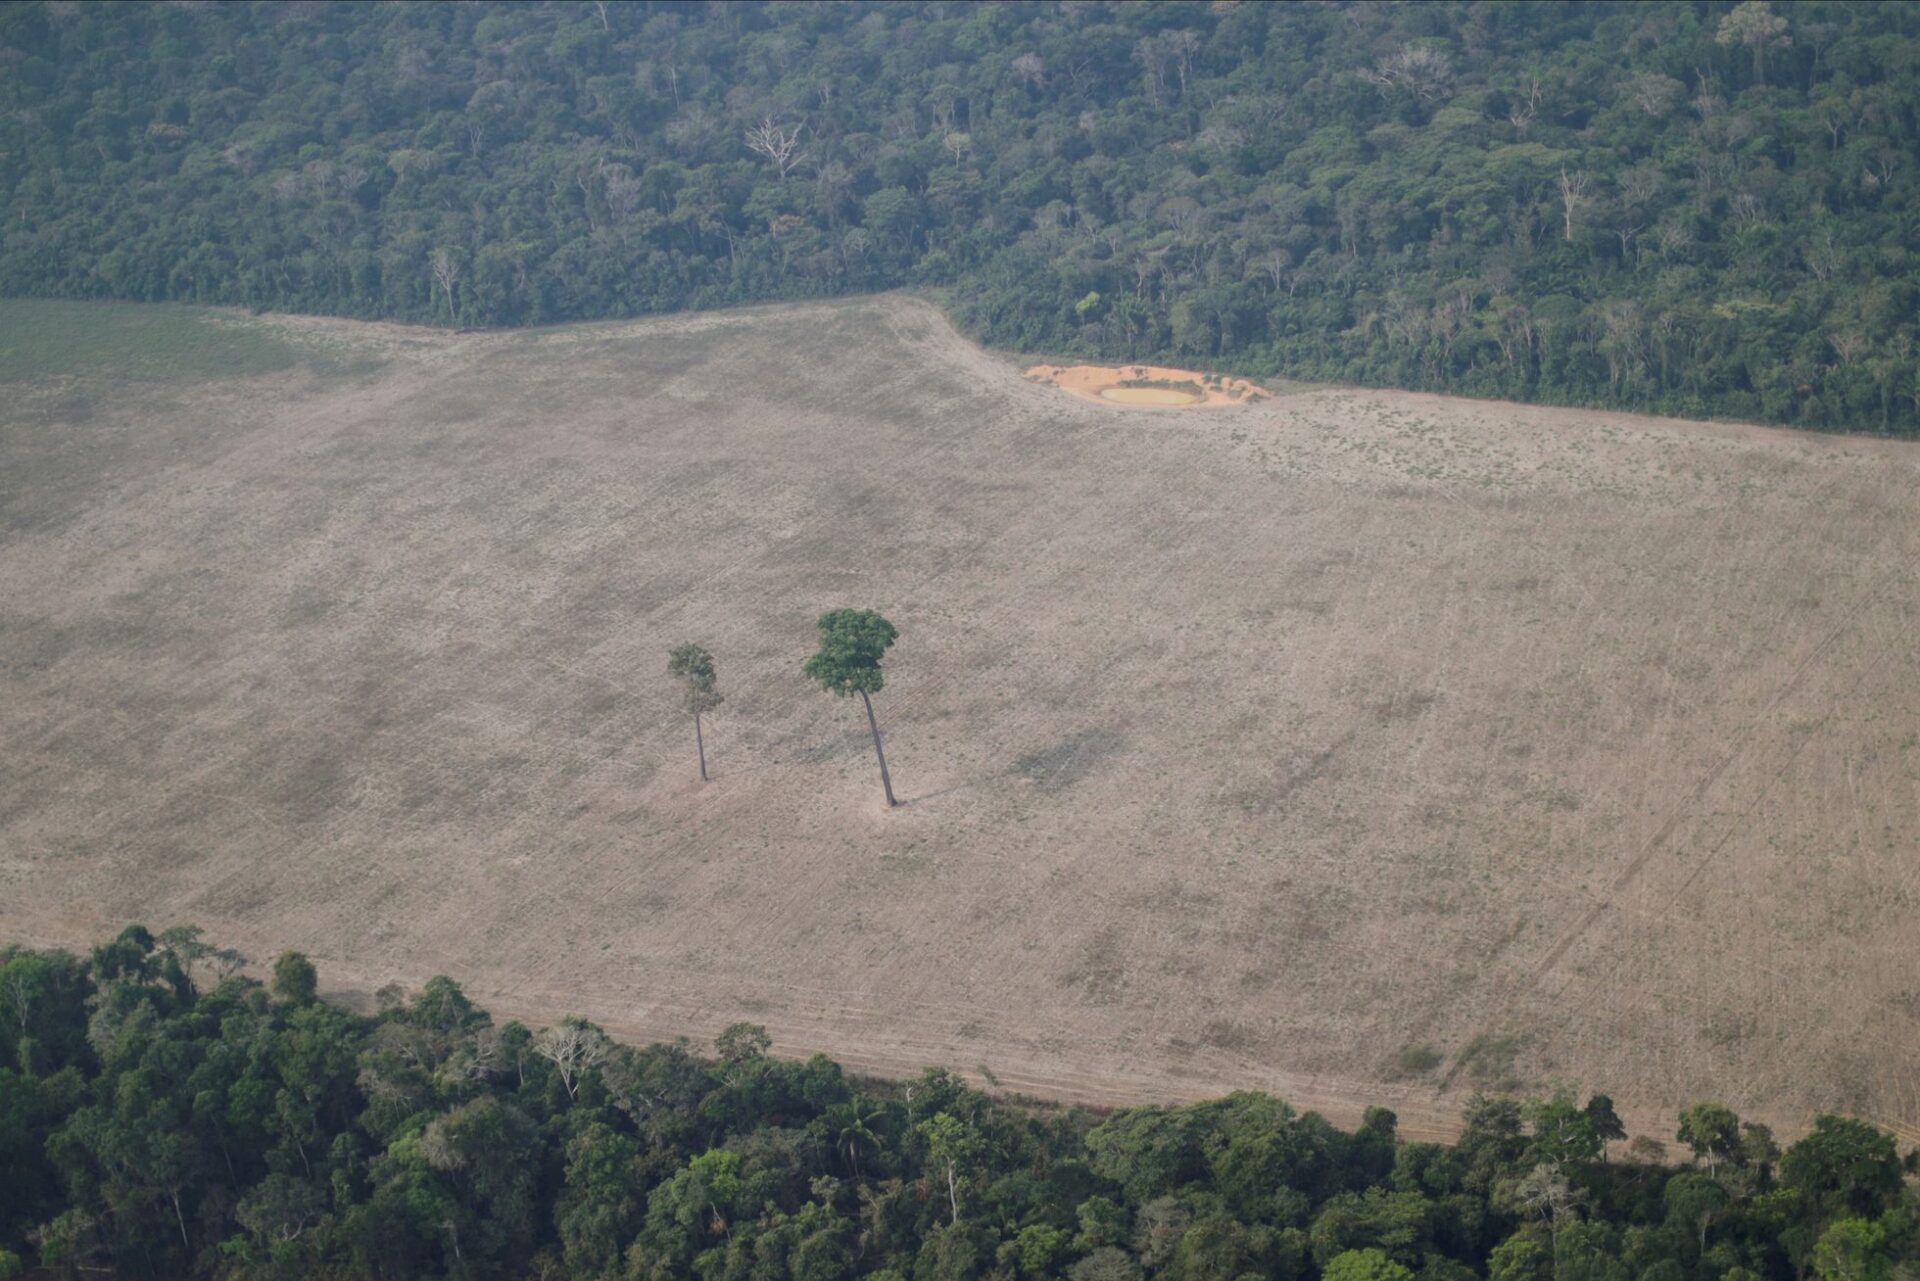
[{"x1": 2, "y1": 294, "x2": 1916, "y2": 1145}]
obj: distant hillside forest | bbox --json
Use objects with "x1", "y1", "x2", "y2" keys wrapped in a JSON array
[
  {"x1": 4, "y1": 1, "x2": 1920, "y2": 433},
  {"x1": 2, "y1": 929, "x2": 1917, "y2": 1281}
]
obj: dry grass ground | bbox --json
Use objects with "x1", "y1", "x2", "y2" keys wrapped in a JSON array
[{"x1": 2, "y1": 295, "x2": 1917, "y2": 1147}]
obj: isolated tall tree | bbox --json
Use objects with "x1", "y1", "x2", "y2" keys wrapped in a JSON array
[
  {"x1": 803, "y1": 609, "x2": 899, "y2": 807},
  {"x1": 667, "y1": 643, "x2": 722, "y2": 782}
]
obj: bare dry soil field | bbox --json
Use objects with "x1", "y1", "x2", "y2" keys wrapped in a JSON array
[{"x1": 2, "y1": 295, "x2": 1917, "y2": 1146}]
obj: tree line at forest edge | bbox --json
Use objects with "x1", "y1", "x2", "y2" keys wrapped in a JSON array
[
  {"x1": 0, "y1": 927, "x2": 1915, "y2": 1281},
  {"x1": 6, "y1": 0, "x2": 1920, "y2": 434}
]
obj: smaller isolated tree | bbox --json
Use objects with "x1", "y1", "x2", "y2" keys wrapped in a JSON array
[
  {"x1": 667, "y1": 643, "x2": 723, "y2": 782},
  {"x1": 803, "y1": 609, "x2": 900, "y2": 807}
]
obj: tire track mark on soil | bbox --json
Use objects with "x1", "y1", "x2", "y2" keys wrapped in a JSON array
[{"x1": 1433, "y1": 572, "x2": 1883, "y2": 1093}]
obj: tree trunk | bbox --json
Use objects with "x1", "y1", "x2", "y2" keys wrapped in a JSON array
[
  {"x1": 695, "y1": 712, "x2": 708, "y2": 782},
  {"x1": 859, "y1": 690, "x2": 896, "y2": 807},
  {"x1": 945, "y1": 1159, "x2": 959, "y2": 1225}
]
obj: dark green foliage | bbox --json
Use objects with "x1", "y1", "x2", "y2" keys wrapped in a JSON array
[
  {"x1": 666, "y1": 644, "x2": 722, "y2": 718},
  {"x1": 1781, "y1": 1116, "x2": 1904, "y2": 1218},
  {"x1": 805, "y1": 608, "x2": 902, "y2": 804},
  {"x1": 803, "y1": 609, "x2": 899, "y2": 699},
  {"x1": 4, "y1": 2, "x2": 1920, "y2": 433},
  {"x1": 0, "y1": 929, "x2": 1915, "y2": 1281},
  {"x1": 667, "y1": 642, "x2": 722, "y2": 781},
  {"x1": 270, "y1": 951, "x2": 318, "y2": 1005}
]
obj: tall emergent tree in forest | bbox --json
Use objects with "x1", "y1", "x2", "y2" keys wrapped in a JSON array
[
  {"x1": 667, "y1": 643, "x2": 722, "y2": 783},
  {"x1": 803, "y1": 609, "x2": 899, "y2": 807}
]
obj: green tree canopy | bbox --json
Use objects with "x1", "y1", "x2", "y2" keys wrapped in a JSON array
[
  {"x1": 3, "y1": 923, "x2": 1918, "y2": 1281},
  {"x1": 804, "y1": 608, "x2": 902, "y2": 806},
  {"x1": 801, "y1": 609, "x2": 898, "y2": 698}
]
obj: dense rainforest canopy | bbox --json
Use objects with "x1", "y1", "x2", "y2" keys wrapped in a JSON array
[
  {"x1": 1, "y1": 928, "x2": 1916, "y2": 1281},
  {"x1": 4, "y1": 1, "x2": 1920, "y2": 432}
]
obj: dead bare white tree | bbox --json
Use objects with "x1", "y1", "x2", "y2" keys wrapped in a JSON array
[
  {"x1": 1253, "y1": 247, "x2": 1297, "y2": 296},
  {"x1": 1495, "y1": 300, "x2": 1536, "y2": 368},
  {"x1": 1614, "y1": 220, "x2": 1643, "y2": 261},
  {"x1": 1557, "y1": 168, "x2": 1590, "y2": 241},
  {"x1": 533, "y1": 1018, "x2": 612, "y2": 1100},
  {"x1": 429, "y1": 248, "x2": 460, "y2": 323},
  {"x1": 1133, "y1": 37, "x2": 1170, "y2": 109},
  {"x1": 1628, "y1": 71, "x2": 1683, "y2": 117},
  {"x1": 601, "y1": 162, "x2": 646, "y2": 244},
  {"x1": 1164, "y1": 29, "x2": 1202, "y2": 99},
  {"x1": 1828, "y1": 331, "x2": 1868, "y2": 367},
  {"x1": 1509, "y1": 76, "x2": 1542, "y2": 132},
  {"x1": 744, "y1": 116, "x2": 808, "y2": 180},
  {"x1": 1364, "y1": 45, "x2": 1454, "y2": 104},
  {"x1": 1512, "y1": 1163, "x2": 1582, "y2": 1226},
  {"x1": 1729, "y1": 190, "x2": 1768, "y2": 230}
]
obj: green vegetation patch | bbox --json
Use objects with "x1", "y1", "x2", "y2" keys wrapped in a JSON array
[
  {"x1": 0, "y1": 298, "x2": 301, "y2": 383},
  {"x1": 1453, "y1": 1032, "x2": 1531, "y2": 1092},
  {"x1": 1118, "y1": 377, "x2": 1207, "y2": 396},
  {"x1": 1389, "y1": 1042, "x2": 1444, "y2": 1079}
]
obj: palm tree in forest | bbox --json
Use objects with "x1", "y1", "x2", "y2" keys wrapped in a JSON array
[{"x1": 830, "y1": 1097, "x2": 887, "y2": 1179}]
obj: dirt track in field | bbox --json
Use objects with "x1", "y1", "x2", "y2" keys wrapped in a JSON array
[{"x1": 3, "y1": 295, "x2": 1918, "y2": 1147}]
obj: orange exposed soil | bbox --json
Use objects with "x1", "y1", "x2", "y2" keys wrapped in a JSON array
[{"x1": 1025, "y1": 362, "x2": 1271, "y2": 407}]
